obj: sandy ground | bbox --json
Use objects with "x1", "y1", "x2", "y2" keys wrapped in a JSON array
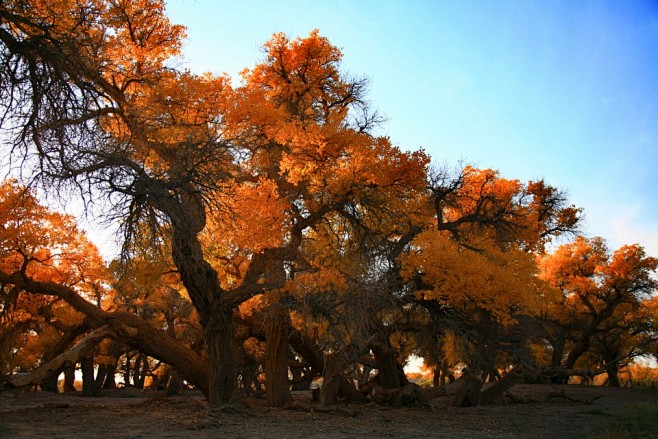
[{"x1": 0, "y1": 384, "x2": 656, "y2": 438}]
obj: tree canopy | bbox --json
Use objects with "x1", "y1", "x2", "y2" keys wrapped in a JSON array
[{"x1": 1, "y1": 0, "x2": 656, "y2": 409}]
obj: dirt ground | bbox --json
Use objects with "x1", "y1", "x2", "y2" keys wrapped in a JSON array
[{"x1": 0, "y1": 384, "x2": 656, "y2": 439}]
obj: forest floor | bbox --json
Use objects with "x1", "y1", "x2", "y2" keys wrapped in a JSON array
[{"x1": 0, "y1": 384, "x2": 657, "y2": 438}]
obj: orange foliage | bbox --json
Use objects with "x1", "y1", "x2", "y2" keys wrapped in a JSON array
[{"x1": 0, "y1": 180, "x2": 110, "y2": 373}]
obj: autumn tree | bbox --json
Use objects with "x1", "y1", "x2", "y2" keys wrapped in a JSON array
[
  {"x1": 206, "y1": 30, "x2": 428, "y2": 406},
  {"x1": 0, "y1": 0, "x2": 248, "y2": 403},
  {"x1": 390, "y1": 166, "x2": 581, "y2": 393},
  {"x1": 538, "y1": 237, "x2": 658, "y2": 385},
  {"x1": 0, "y1": 179, "x2": 109, "y2": 393},
  {"x1": 0, "y1": 1, "x2": 429, "y2": 405}
]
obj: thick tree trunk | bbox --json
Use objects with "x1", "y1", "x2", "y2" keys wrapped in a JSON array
[
  {"x1": 550, "y1": 336, "x2": 566, "y2": 368},
  {"x1": 94, "y1": 364, "x2": 109, "y2": 393},
  {"x1": 40, "y1": 374, "x2": 59, "y2": 393},
  {"x1": 319, "y1": 354, "x2": 343, "y2": 406},
  {"x1": 605, "y1": 361, "x2": 620, "y2": 387},
  {"x1": 166, "y1": 369, "x2": 183, "y2": 396},
  {"x1": 123, "y1": 353, "x2": 133, "y2": 387},
  {"x1": 205, "y1": 304, "x2": 237, "y2": 404},
  {"x1": 291, "y1": 368, "x2": 313, "y2": 391},
  {"x1": 135, "y1": 354, "x2": 147, "y2": 389},
  {"x1": 102, "y1": 362, "x2": 117, "y2": 389},
  {"x1": 452, "y1": 376, "x2": 483, "y2": 407},
  {"x1": 64, "y1": 367, "x2": 76, "y2": 391},
  {"x1": 289, "y1": 332, "x2": 366, "y2": 403},
  {"x1": 565, "y1": 338, "x2": 590, "y2": 370},
  {"x1": 265, "y1": 307, "x2": 292, "y2": 407},
  {"x1": 38, "y1": 323, "x2": 91, "y2": 393},
  {"x1": 479, "y1": 368, "x2": 525, "y2": 404},
  {"x1": 372, "y1": 341, "x2": 402, "y2": 389},
  {"x1": 81, "y1": 353, "x2": 98, "y2": 397}
]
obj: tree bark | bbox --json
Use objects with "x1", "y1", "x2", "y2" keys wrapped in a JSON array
[
  {"x1": 166, "y1": 369, "x2": 183, "y2": 396},
  {"x1": 81, "y1": 353, "x2": 98, "y2": 397},
  {"x1": 64, "y1": 367, "x2": 76, "y2": 392},
  {"x1": 94, "y1": 364, "x2": 109, "y2": 393},
  {"x1": 479, "y1": 368, "x2": 524, "y2": 404},
  {"x1": 371, "y1": 341, "x2": 402, "y2": 389},
  {"x1": 289, "y1": 332, "x2": 366, "y2": 403},
  {"x1": 564, "y1": 340, "x2": 589, "y2": 370},
  {"x1": 124, "y1": 352, "x2": 133, "y2": 387},
  {"x1": 452, "y1": 376, "x2": 483, "y2": 407},
  {"x1": 319, "y1": 354, "x2": 343, "y2": 406},
  {"x1": 265, "y1": 307, "x2": 292, "y2": 407},
  {"x1": 605, "y1": 361, "x2": 620, "y2": 387},
  {"x1": 102, "y1": 362, "x2": 117, "y2": 389},
  {"x1": 135, "y1": 354, "x2": 147, "y2": 389},
  {"x1": 40, "y1": 374, "x2": 59, "y2": 393},
  {"x1": 205, "y1": 304, "x2": 237, "y2": 404},
  {"x1": 550, "y1": 336, "x2": 566, "y2": 368}
]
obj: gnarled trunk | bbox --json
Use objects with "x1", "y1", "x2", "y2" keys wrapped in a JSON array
[
  {"x1": 319, "y1": 354, "x2": 343, "y2": 406},
  {"x1": 371, "y1": 340, "x2": 408, "y2": 390},
  {"x1": 265, "y1": 307, "x2": 292, "y2": 407},
  {"x1": 205, "y1": 304, "x2": 237, "y2": 404}
]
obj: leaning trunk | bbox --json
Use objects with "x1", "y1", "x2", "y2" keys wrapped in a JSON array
[
  {"x1": 565, "y1": 337, "x2": 590, "y2": 370},
  {"x1": 2, "y1": 273, "x2": 211, "y2": 396}
]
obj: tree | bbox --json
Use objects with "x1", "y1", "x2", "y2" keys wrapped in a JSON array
[
  {"x1": 209, "y1": 30, "x2": 429, "y2": 406},
  {"x1": 0, "y1": 179, "x2": 107, "y2": 392},
  {"x1": 1, "y1": 3, "x2": 428, "y2": 405},
  {"x1": 538, "y1": 237, "x2": 658, "y2": 385},
  {"x1": 393, "y1": 166, "x2": 581, "y2": 394}
]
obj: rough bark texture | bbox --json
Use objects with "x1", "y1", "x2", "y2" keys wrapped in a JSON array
[
  {"x1": 372, "y1": 341, "x2": 403, "y2": 389},
  {"x1": 319, "y1": 354, "x2": 343, "y2": 406},
  {"x1": 205, "y1": 304, "x2": 237, "y2": 404},
  {"x1": 479, "y1": 369, "x2": 525, "y2": 405},
  {"x1": 40, "y1": 374, "x2": 59, "y2": 393},
  {"x1": 265, "y1": 308, "x2": 292, "y2": 407},
  {"x1": 81, "y1": 354, "x2": 98, "y2": 397},
  {"x1": 102, "y1": 363, "x2": 117, "y2": 390},
  {"x1": 289, "y1": 333, "x2": 366, "y2": 403},
  {"x1": 453, "y1": 376, "x2": 483, "y2": 407}
]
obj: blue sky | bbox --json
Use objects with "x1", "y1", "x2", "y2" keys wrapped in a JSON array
[{"x1": 162, "y1": 0, "x2": 658, "y2": 256}]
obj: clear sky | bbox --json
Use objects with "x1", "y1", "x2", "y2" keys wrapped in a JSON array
[{"x1": 126, "y1": 0, "x2": 655, "y2": 258}]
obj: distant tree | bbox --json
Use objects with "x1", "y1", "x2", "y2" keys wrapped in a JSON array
[{"x1": 538, "y1": 237, "x2": 658, "y2": 385}]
